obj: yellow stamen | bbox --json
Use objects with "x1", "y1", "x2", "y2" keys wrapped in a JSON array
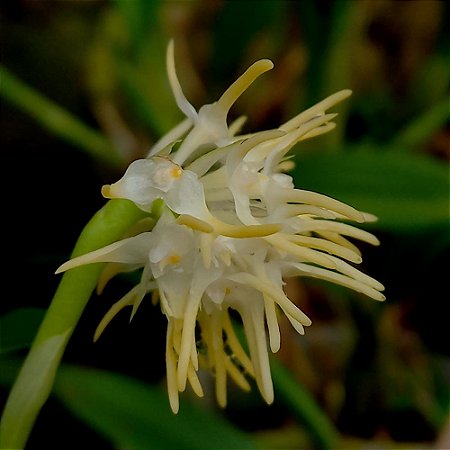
[
  {"x1": 168, "y1": 254, "x2": 181, "y2": 265},
  {"x1": 159, "y1": 254, "x2": 181, "y2": 271},
  {"x1": 171, "y1": 166, "x2": 183, "y2": 178}
]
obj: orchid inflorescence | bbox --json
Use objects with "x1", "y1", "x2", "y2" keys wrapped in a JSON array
[{"x1": 56, "y1": 40, "x2": 385, "y2": 413}]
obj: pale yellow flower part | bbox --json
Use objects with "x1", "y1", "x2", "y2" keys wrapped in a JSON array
[{"x1": 56, "y1": 40, "x2": 385, "y2": 413}]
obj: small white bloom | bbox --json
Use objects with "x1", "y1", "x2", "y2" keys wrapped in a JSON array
[{"x1": 56, "y1": 40, "x2": 385, "y2": 413}]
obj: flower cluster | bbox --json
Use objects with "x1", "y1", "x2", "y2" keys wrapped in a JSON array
[{"x1": 56, "y1": 40, "x2": 385, "y2": 413}]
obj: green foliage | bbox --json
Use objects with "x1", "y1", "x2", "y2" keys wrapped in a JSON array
[
  {"x1": 293, "y1": 149, "x2": 449, "y2": 232},
  {"x1": 0, "y1": 309, "x2": 45, "y2": 354},
  {"x1": 54, "y1": 365, "x2": 255, "y2": 450}
]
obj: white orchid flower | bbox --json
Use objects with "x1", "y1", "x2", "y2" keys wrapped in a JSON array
[{"x1": 56, "y1": 40, "x2": 385, "y2": 413}]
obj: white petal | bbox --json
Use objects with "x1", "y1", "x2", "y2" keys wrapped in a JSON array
[{"x1": 164, "y1": 169, "x2": 211, "y2": 220}]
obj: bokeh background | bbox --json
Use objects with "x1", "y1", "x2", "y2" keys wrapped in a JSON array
[{"x1": 1, "y1": 1, "x2": 449, "y2": 449}]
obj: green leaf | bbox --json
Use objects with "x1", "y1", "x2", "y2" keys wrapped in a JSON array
[
  {"x1": 114, "y1": 0, "x2": 162, "y2": 57},
  {"x1": 293, "y1": 149, "x2": 449, "y2": 232},
  {"x1": 0, "y1": 65, "x2": 124, "y2": 168},
  {"x1": 0, "y1": 359, "x2": 256, "y2": 449},
  {"x1": 53, "y1": 365, "x2": 255, "y2": 450},
  {"x1": 0, "y1": 308, "x2": 46, "y2": 354},
  {"x1": 389, "y1": 95, "x2": 450, "y2": 152},
  {"x1": 231, "y1": 320, "x2": 339, "y2": 449},
  {"x1": 271, "y1": 358, "x2": 340, "y2": 450}
]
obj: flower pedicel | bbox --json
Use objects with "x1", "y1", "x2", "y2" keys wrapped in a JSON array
[{"x1": 56, "y1": 40, "x2": 385, "y2": 413}]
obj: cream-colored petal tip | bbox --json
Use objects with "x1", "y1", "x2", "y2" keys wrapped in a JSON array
[
  {"x1": 54, "y1": 261, "x2": 70, "y2": 274},
  {"x1": 361, "y1": 212, "x2": 378, "y2": 223}
]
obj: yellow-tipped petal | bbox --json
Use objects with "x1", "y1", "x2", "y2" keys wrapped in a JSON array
[
  {"x1": 280, "y1": 89, "x2": 352, "y2": 131},
  {"x1": 212, "y1": 219, "x2": 281, "y2": 238},
  {"x1": 101, "y1": 184, "x2": 111, "y2": 198},
  {"x1": 217, "y1": 59, "x2": 274, "y2": 113},
  {"x1": 176, "y1": 214, "x2": 214, "y2": 233}
]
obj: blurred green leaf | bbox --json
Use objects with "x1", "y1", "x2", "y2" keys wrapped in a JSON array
[
  {"x1": 294, "y1": 1, "x2": 353, "y2": 102},
  {"x1": 409, "y1": 54, "x2": 450, "y2": 113},
  {"x1": 292, "y1": 1, "x2": 357, "y2": 151},
  {"x1": 389, "y1": 96, "x2": 449, "y2": 152},
  {"x1": 85, "y1": 3, "x2": 178, "y2": 138},
  {"x1": 118, "y1": 56, "x2": 181, "y2": 135},
  {"x1": 114, "y1": 0, "x2": 162, "y2": 57},
  {"x1": 211, "y1": 0, "x2": 286, "y2": 81},
  {"x1": 232, "y1": 321, "x2": 339, "y2": 449},
  {"x1": 293, "y1": 150, "x2": 449, "y2": 232},
  {"x1": 271, "y1": 358, "x2": 340, "y2": 450},
  {"x1": 0, "y1": 308, "x2": 45, "y2": 354},
  {"x1": 0, "y1": 66, "x2": 124, "y2": 168},
  {"x1": 0, "y1": 358, "x2": 256, "y2": 449},
  {"x1": 53, "y1": 365, "x2": 255, "y2": 450}
]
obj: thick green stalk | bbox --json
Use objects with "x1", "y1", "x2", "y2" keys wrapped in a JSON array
[{"x1": 0, "y1": 199, "x2": 146, "y2": 449}]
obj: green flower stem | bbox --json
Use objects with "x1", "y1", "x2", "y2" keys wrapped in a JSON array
[
  {"x1": 0, "y1": 199, "x2": 147, "y2": 450},
  {"x1": 0, "y1": 65, "x2": 124, "y2": 168}
]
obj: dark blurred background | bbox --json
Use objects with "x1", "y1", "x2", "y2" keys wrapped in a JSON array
[{"x1": 1, "y1": 1, "x2": 449, "y2": 449}]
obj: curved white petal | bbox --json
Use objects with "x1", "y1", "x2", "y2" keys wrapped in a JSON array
[
  {"x1": 166, "y1": 40, "x2": 198, "y2": 121},
  {"x1": 55, "y1": 232, "x2": 153, "y2": 274}
]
